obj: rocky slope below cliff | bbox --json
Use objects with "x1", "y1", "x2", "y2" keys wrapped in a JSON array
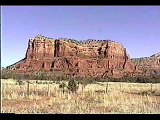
[{"x1": 6, "y1": 35, "x2": 137, "y2": 78}]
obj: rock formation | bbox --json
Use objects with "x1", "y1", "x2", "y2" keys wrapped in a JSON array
[
  {"x1": 131, "y1": 52, "x2": 160, "y2": 77},
  {"x1": 6, "y1": 35, "x2": 136, "y2": 78}
]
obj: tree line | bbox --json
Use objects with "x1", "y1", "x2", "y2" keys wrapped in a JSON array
[{"x1": 1, "y1": 70, "x2": 160, "y2": 83}]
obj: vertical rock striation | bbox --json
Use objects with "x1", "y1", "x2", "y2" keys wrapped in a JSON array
[{"x1": 6, "y1": 35, "x2": 136, "y2": 78}]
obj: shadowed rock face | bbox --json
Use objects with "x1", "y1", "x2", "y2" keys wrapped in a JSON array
[{"x1": 6, "y1": 35, "x2": 136, "y2": 78}]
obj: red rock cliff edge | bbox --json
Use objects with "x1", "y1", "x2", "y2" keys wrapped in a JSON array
[{"x1": 7, "y1": 35, "x2": 137, "y2": 78}]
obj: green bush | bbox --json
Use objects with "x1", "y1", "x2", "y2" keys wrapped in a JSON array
[
  {"x1": 59, "y1": 82, "x2": 67, "y2": 93},
  {"x1": 68, "y1": 78, "x2": 79, "y2": 93},
  {"x1": 1, "y1": 70, "x2": 13, "y2": 79}
]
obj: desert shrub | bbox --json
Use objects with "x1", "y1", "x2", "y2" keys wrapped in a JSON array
[
  {"x1": 59, "y1": 75, "x2": 68, "y2": 81},
  {"x1": 12, "y1": 74, "x2": 21, "y2": 80},
  {"x1": 1, "y1": 73, "x2": 11, "y2": 79},
  {"x1": 1, "y1": 70, "x2": 14, "y2": 79},
  {"x1": 122, "y1": 77, "x2": 135, "y2": 83},
  {"x1": 78, "y1": 77, "x2": 96, "y2": 85},
  {"x1": 39, "y1": 73, "x2": 47, "y2": 80},
  {"x1": 95, "y1": 77, "x2": 107, "y2": 82},
  {"x1": 150, "y1": 75, "x2": 160, "y2": 83},
  {"x1": 59, "y1": 82, "x2": 66, "y2": 88},
  {"x1": 22, "y1": 74, "x2": 30, "y2": 80},
  {"x1": 32, "y1": 72, "x2": 50, "y2": 80},
  {"x1": 135, "y1": 77, "x2": 147, "y2": 83},
  {"x1": 109, "y1": 76, "x2": 139, "y2": 83},
  {"x1": 59, "y1": 82, "x2": 67, "y2": 93},
  {"x1": 16, "y1": 79, "x2": 25, "y2": 85},
  {"x1": 73, "y1": 77, "x2": 82, "y2": 82},
  {"x1": 107, "y1": 77, "x2": 118, "y2": 82},
  {"x1": 85, "y1": 77, "x2": 96, "y2": 84},
  {"x1": 50, "y1": 77, "x2": 58, "y2": 82},
  {"x1": 67, "y1": 78, "x2": 79, "y2": 93},
  {"x1": 136, "y1": 77, "x2": 142, "y2": 83}
]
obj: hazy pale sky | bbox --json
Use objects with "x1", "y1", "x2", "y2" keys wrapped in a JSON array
[{"x1": 1, "y1": 6, "x2": 160, "y2": 67}]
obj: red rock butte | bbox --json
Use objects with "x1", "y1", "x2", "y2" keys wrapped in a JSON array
[{"x1": 7, "y1": 35, "x2": 137, "y2": 78}]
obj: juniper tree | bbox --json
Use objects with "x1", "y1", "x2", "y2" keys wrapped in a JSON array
[
  {"x1": 59, "y1": 82, "x2": 66, "y2": 94},
  {"x1": 68, "y1": 78, "x2": 78, "y2": 94}
]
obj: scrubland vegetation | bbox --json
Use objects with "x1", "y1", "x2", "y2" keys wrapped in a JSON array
[
  {"x1": 2, "y1": 78, "x2": 160, "y2": 114},
  {"x1": 1, "y1": 69, "x2": 160, "y2": 83}
]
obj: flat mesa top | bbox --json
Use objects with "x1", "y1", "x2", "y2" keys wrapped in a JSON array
[{"x1": 29, "y1": 34, "x2": 124, "y2": 47}]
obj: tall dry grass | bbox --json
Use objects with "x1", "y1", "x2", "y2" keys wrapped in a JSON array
[{"x1": 1, "y1": 79, "x2": 160, "y2": 114}]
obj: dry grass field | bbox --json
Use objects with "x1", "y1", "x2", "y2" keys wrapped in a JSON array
[{"x1": 1, "y1": 79, "x2": 160, "y2": 114}]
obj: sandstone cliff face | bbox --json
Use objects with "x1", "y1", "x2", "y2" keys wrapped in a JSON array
[
  {"x1": 7, "y1": 35, "x2": 136, "y2": 78},
  {"x1": 26, "y1": 36, "x2": 55, "y2": 59},
  {"x1": 131, "y1": 53, "x2": 160, "y2": 76}
]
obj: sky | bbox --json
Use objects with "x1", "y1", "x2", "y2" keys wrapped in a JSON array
[{"x1": 1, "y1": 6, "x2": 160, "y2": 67}]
